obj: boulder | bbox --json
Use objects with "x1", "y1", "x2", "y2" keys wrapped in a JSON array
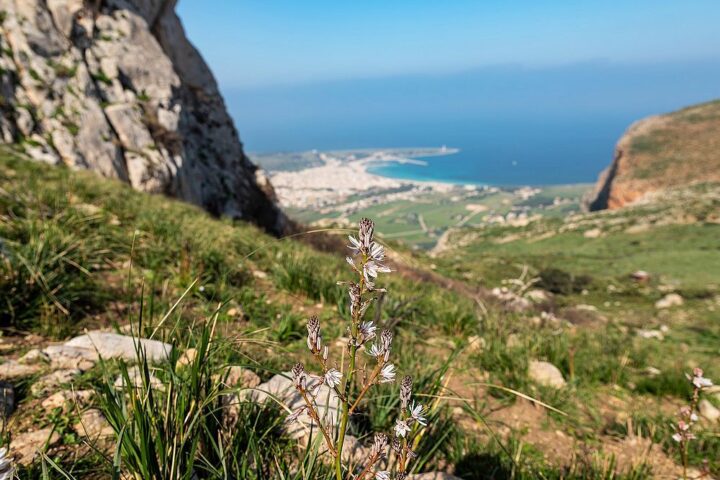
[
  {"x1": 528, "y1": 361, "x2": 566, "y2": 388},
  {"x1": 42, "y1": 390, "x2": 94, "y2": 412},
  {"x1": 655, "y1": 293, "x2": 684, "y2": 309},
  {"x1": 64, "y1": 332, "x2": 172, "y2": 362},
  {"x1": 11, "y1": 428, "x2": 60, "y2": 466},
  {"x1": 43, "y1": 345, "x2": 99, "y2": 371},
  {"x1": 18, "y1": 349, "x2": 49, "y2": 365},
  {"x1": 114, "y1": 366, "x2": 164, "y2": 391},
  {"x1": 699, "y1": 399, "x2": 720, "y2": 422},
  {"x1": 0, "y1": 361, "x2": 42, "y2": 380},
  {"x1": 0, "y1": 0, "x2": 287, "y2": 234},
  {"x1": 31, "y1": 369, "x2": 81, "y2": 396},
  {"x1": 222, "y1": 366, "x2": 261, "y2": 389},
  {"x1": 74, "y1": 409, "x2": 114, "y2": 439}
]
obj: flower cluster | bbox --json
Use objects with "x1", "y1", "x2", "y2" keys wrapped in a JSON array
[
  {"x1": 673, "y1": 367, "x2": 713, "y2": 480},
  {"x1": 287, "y1": 218, "x2": 427, "y2": 480},
  {"x1": 0, "y1": 447, "x2": 13, "y2": 480}
]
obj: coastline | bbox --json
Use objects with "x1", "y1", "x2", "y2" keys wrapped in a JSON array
[{"x1": 266, "y1": 147, "x2": 470, "y2": 210}]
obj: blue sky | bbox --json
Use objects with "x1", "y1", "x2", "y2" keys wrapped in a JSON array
[{"x1": 177, "y1": 1, "x2": 720, "y2": 89}]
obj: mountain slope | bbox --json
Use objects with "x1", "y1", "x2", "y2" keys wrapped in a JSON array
[
  {"x1": 0, "y1": 0, "x2": 286, "y2": 233},
  {"x1": 588, "y1": 100, "x2": 720, "y2": 210}
]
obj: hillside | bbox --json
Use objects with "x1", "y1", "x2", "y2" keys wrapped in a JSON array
[
  {"x1": 0, "y1": 0, "x2": 286, "y2": 233},
  {"x1": 1, "y1": 149, "x2": 719, "y2": 478},
  {"x1": 588, "y1": 100, "x2": 720, "y2": 210}
]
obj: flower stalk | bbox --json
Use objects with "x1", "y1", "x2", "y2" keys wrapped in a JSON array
[{"x1": 287, "y1": 218, "x2": 426, "y2": 480}]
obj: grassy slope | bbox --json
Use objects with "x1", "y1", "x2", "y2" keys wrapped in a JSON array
[{"x1": 2, "y1": 147, "x2": 719, "y2": 478}]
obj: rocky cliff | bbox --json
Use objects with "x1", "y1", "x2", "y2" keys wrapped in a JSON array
[
  {"x1": 0, "y1": 0, "x2": 287, "y2": 234},
  {"x1": 587, "y1": 100, "x2": 720, "y2": 210}
]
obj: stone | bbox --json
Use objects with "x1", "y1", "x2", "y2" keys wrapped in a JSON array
[
  {"x1": 222, "y1": 366, "x2": 261, "y2": 389},
  {"x1": 18, "y1": 349, "x2": 49, "y2": 365},
  {"x1": 528, "y1": 360, "x2": 566, "y2": 388},
  {"x1": 630, "y1": 270, "x2": 651, "y2": 282},
  {"x1": 74, "y1": 409, "x2": 114, "y2": 439},
  {"x1": 0, "y1": 0, "x2": 287, "y2": 234},
  {"x1": 31, "y1": 369, "x2": 81, "y2": 396},
  {"x1": 655, "y1": 293, "x2": 684, "y2": 309},
  {"x1": 42, "y1": 390, "x2": 94, "y2": 412},
  {"x1": 466, "y1": 335, "x2": 486, "y2": 353},
  {"x1": 0, "y1": 381, "x2": 14, "y2": 417},
  {"x1": 559, "y1": 305, "x2": 608, "y2": 326},
  {"x1": 525, "y1": 289, "x2": 552, "y2": 303},
  {"x1": 0, "y1": 361, "x2": 42, "y2": 380},
  {"x1": 699, "y1": 399, "x2": 720, "y2": 422},
  {"x1": 114, "y1": 366, "x2": 164, "y2": 391},
  {"x1": 11, "y1": 428, "x2": 60, "y2": 466},
  {"x1": 176, "y1": 348, "x2": 198, "y2": 368},
  {"x1": 43, "y1": 344, "x2": 99, "y2": 371},
  {"x1": 506, "y1": 333, "x2": 522, "y2": 349},
  {"x1": 64, "y1": 332, "x2": 172, "y2": 362},
  {"x1": 490, "y1": 287, "x2": 532, "y2": 312},
  {"x1": 583, "y1": 228, "x2": 602, "y2": 238},
  {"x1": 636, "y1": 329, "x2": 664, "y2": 341},
  {"x1": 248, "y1": 373, "x2": 341, "y2": 440}
]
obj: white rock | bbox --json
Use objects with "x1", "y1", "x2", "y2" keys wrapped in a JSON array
[
  {"x1": 43, "y1": 344, "x2": 99, "y2": 370},
  {"x1": 42, "y1": 390, "x2": 94, "y2": 412},
  {"x1": 176, "y1": 348, "x2": 197, "y2": 368},
  {"x1": 31, "y1": 369, "x2": 81, "y2": 396},
  {"x1": 525, "y1": 289, "x2": 552, "y2": 303},
  {"x1": 0, "y1": 361, "x2": 41, "y2": 380},
  {"x1": 528, "y1": 360, "x2": 566, "y2": 388},
  {"x1": 249, "y1": 373, "x2": 341, "y2": 440},
  {"x1": 64, "y1": 332, "x2": 172, "y2": 362},
  {"x1": 466, "y1": 335, "x2": 486, "y2": 353},
  {"x1": 11, "y1": 428, "x2": 60, "y2": 465},
  {"x1": 114, "y1": 366, "x2": 164, "y2": 391},
  {"x1": 74, "y1": 409, "x2": 114, "y2": 439},
  {"x1": 655, "y1": 293, "x2": 684, "y2": 309},
  {"x1": 583, "y1": 228, "x2": 602, "y2": 238},
  {"x1": 699, "y1": 399, "x2": 720, "y2": 422},
  {"x1": 222, "y1": 366, "x2": 261, "y2": 389},
  {"x1": 18, "y1": 349, "x2": 49, "y2": 365},
  {"x1": 636, "y1": 329, "x2": 664, "y2": 341}
]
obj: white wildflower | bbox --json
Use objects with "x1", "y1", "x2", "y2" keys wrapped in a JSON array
[
  {"x1": 410, "y1": 401, "x2": 427, "y2": 426},
  {"x1": 0, "y1": 447, "x2": 13, "y2": 480},
  {"x1": 366, "y1": 343, "x2": 383, "y2": 358},
  {"x1": 369, "y1": 242, "x2": 385, "y2": 262},
  {"x1": 357, "y1": 320, "x2": 377, "y2": 345},
  {"x1": 380, "y1": 363, "x2": 396, "y2": 383},
  {"x1": 394, "y1": 419, "x2": 411, "y2": 438},
  {"x1": 348, "y1": 235, "x2": 361, "y2": 255},
  {"x1": 689, "y1": 367, "x2": 713, "y2": 389},
  {"x1": 324, "y1": 368, "x2": 342, "y2": 388}
]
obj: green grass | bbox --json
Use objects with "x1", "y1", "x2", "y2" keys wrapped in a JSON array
[{"x1": 3, "y1": 147, "x2": 719, "y2": 478}]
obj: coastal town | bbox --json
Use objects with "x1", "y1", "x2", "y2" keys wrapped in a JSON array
[{"x1": 252, "y1": 148, "x2": 590, "y2": 248}]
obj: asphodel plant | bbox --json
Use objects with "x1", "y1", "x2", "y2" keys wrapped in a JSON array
[{"x1": 288, "y1": 218, "x2": 427, "y2": 480}]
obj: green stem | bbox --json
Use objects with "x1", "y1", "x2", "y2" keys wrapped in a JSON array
[{"x1": 336, "y1": 261, "x2": 366, "y2": 480}]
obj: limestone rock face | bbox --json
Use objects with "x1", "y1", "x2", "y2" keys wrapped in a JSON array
[
  {"x1": 586, "y1": 100, "x2": 720, "y2": 211},
  {"x1": 0, "y1": 0, "x2": 286, "y2": 234}
]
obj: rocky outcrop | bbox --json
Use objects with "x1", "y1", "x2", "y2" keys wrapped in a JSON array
[
  {"x1": 0, "y1": 0, "x2": 287, "y2": 234},
  {"x1": 587, "y1": 100, "x2": 720, "y2": 210}
]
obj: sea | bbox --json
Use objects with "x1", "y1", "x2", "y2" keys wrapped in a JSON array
[{"x1": 224, "y1": 60, "x2": 720, "y2": 187}]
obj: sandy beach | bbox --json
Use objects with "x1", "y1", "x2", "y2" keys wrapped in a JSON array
[{"x1": 269, "y1": 151, "x2": 460, "y2": 210}]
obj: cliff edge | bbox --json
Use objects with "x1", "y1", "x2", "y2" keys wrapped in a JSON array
[
  {"x1": 587, "y1": 100, "x2": 720, "y2": 210},
  {"x1": 0, "y1": 0, "x2": 287, "y2": 234}
]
